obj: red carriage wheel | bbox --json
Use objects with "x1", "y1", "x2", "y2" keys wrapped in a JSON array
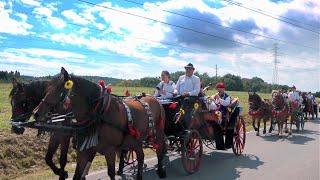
[
  {"x1": 181, "y1": 129, "x2": 203, "y2": 174},
  {"x1": 124, "y1": 149, "x2": 137, "y2": 165},
  {"x1": 232, "y1": 116, "x2": 246, "y2": 156}
]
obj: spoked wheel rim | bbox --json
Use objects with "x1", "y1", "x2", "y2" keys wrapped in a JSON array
[
  {"x1": 124, "y1": 149, "x2": 137, "y2": 166},
  {"x1": 181, "y1": 129, "x2": 203, "y2": 174},
  {"x1": 232, "y1": 116, "x2": 246, "y2": 156}
]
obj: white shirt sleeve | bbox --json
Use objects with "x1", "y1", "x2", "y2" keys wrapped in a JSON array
[
  {"x1": 188, "y1": 76, "x2": 200, "y2": 96},
  {"x1": 174, "y1": 77, "x2": 181, "y2": 95},
  {"x1": 219, "y1": 96, "x2": 231, "y2": 106}
]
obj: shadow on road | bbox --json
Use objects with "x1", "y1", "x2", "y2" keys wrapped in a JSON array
[
  {"x1": 259, "y1": 130, "x2": 316, "y2": 145},
  {"x1": 121, "y1": 152, "x2": 264, "y2": 180}
]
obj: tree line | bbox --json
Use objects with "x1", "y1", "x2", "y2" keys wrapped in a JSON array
[{"x1": 1, "y1": 70, "x2": 319, "y2": 97}]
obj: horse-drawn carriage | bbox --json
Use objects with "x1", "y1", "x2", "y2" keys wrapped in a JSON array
[{"x1": 158, "y1": 92, "x2": 246, "y2": 174}]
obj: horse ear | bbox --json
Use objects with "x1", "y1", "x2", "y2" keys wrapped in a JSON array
[{"x1": 60, "y1": 67, "x2": 69, "y2": 81}]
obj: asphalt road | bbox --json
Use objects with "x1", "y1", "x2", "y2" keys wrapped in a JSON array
[{"x1": 79, "y1": 120, "x2": 320, "y2": 180}]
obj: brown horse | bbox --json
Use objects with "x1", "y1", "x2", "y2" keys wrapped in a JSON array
[
  {"x1": 9, "y1": 79, "x2": 70, "y2": 179},
  {"x1": 272, "y1": 92, "x2": 290, "y2": 136},
  {"x1": 9, "y1": 78, "x2": 71, "y2": 180},
  {"x1": 33, "y1": 68, "x2": 167, "y2": 180},
  {"x1": 248, "y1": 92, "x2": 273, "y2": 136}
]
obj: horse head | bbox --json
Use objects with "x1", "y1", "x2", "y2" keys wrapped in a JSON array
[
  {"x1": 272, "y1": 93, "x2": 285, "y2": 110},
  {"x1": 33, "y1": 67, "x2": 98, "y2": 124},
  {"x1": 248, "y1": 92, "x2": 261, "y2": 111}
]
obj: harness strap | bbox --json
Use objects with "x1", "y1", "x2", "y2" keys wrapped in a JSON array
[{"x1": 137, "y1": 99, "x2": 155, "y2": 139}]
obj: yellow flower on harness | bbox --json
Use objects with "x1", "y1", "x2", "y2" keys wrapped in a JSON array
[
  {"x1": 179, "y1": 108, "x2": 185, "y2": 115},
  {"x1": 64, "y1": 80, "x2": 74, "y2": 89},
  {"x1": 194, "y1": 103, "x2": 199, "y2": 110}
]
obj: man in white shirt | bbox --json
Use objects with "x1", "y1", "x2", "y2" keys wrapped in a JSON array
[
  {"x1": 288, "y1": 86, "x2": 300, "y2": 105},
  {"x1": 154, "y1": 70, "x2": 175, "y2": 99},
  {"x1": 175, "y1": 63, "x2": 201, "y2": 97}
]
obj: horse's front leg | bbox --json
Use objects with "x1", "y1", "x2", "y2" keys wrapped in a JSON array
[
  {"x1": 73, "y1": 149, "x2": 96, "y2": 180},
  {"x1": 105, "y1": 150, "x2": 116, "y2": 180},
  {"x1": 284, "y1": 117, "x2": 288, "y2": 133},
  {"x1": 252, "y1": 118, "x2": 258, "y2": 132},
  {"x1": 269, "y1": 118, "x2": 273, "y2": 133},
  {"x1": 45, "y1": 134, "x2": 60, "y2": 176},
  {"x1": 256, "y1": 118, "x2": 260, "y2": 136},
  {"x1": 289, "y1": 117, "x2": 293, "y2": 136},
  {"x1": 59, "y1": 136, "x2": 71, "y2": 180},
  {"x1": 263, "y1": 118, "x2": 267, "y2": 134}
]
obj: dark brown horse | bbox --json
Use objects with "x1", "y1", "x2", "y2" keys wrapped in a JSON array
[
  {"x1": 248, "y1": 92, "x2": 273, "y2": 136},
  {"x1": 33, "y1": 68, "x2": 167, "y2": 180},
  {"x1": 9, "y1": 78, "x2": 71, "y2": 180},
  {"x1": 302, "y1": 93, "x2": 314, "y2": 119},
  {"x1": 272, "y1": 92, "x2": 290, "y2": 136}
]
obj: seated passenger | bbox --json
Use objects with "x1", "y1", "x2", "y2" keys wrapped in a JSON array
[
  {"x1": 209, "y1": 82, "x2": 231, "y2": 115},
  {"x1": 154, "y1": 70, "x2": 175, "y2": 100}
]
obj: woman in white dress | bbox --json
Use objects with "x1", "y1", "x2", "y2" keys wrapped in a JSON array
[{"x1": 154, "y1": 70, "x2": 175, "y2": 100}]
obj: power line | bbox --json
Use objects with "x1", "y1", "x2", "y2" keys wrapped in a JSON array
[
  {"x1": 77, "y1": 0, "x2": 271, "y2": 52},
  {"x1": 121, "y1": 0, "x2": 318, "y2": 51},
  {"x1": 222, "y1": 0, "x2": 320, "y2": 35}
]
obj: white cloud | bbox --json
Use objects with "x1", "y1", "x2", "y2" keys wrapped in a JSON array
[
  {"x1": 0, "y1": 2, "x2": 33, "y2": 35},
  {"x1": 62, "y1": 9, "x2": 89, "y2": 25},
  {"x1": 20, "y1": 0, "x2": 40, "y2": 7},
  {"x1": 179, "y1": 52, "x2": 214, "y2": 62},
  {"x1": 11, "y1": 48, "x2": 86, "y2": 59},
  {"x1": 33, "y1": 5, "x2": 66, "y2": 29}
]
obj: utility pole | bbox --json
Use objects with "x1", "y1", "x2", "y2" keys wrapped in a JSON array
[
  {"x1": 272, "y1": 43, "x2": 279, "y2": 85},
  {"x1": 215, "y1": 64, "x2": 218, "y2": 81}
]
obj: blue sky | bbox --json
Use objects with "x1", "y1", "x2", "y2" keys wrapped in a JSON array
[{"x1": 0, "y1": 0, "x2": 319, "y2": 91}]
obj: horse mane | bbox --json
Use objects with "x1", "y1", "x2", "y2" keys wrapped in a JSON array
[
  {"x1": 25, "y1": 81, "x2": 49, "y2": 100},
  {"x1": 71, "y1": 75, "x2": 101, "y2": 105}
]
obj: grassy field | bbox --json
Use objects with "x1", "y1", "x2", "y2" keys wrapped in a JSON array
[{"x1": 0, "y1": 83, "x2": 271, "y2": 179}]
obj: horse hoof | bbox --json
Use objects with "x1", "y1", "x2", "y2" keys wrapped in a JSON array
[
  {"x1": 136, "y1": 174, "x2": 143, "y2": 180},
  {"x1": 289, "y1": 132, "x2": 292, "y2": 136},
  {"x1": 269, "y1": 129, "x2": 272, "y2": 133},
  {"x1": 254, "y1": 128, "x2": 258, "y2": 131},
  {"x1": 263, "y1": 130, "x2": 266, "y2": 134},
  {"x1": 59, "y1": 170, "x2": 68, "y2": 179},
  {"x1": 116, "y1": 170, "x2": 123, "y2": 176},
  {"x1": 157, "y1": 169, "x2": 167, "y2": 179},
  {"x1": 256, "y1": 132, "x2": 259, "y2": 136}
]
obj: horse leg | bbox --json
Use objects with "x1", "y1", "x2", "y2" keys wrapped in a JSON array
[
  {"x1": 269, "y1": 118, "x2": 273, "y2": 133},
  {"x1": 263, "y1": 119, "x2": 267, "y2": 134},
  {"x1": 252, "y1": 118, "x2": 258, "y2": 132},
  {"x1": 156, "y1": 135, "x2": 167, "y2": 178},
  {"x1": 284, "y1": 117, "x2": 288, "y2": 133},
  {"x1": 105, "y1": 151, "x2": 116, "y2": 180},
  {"x1": 277, "y1": 121, "x2": 281, "y2": 137},
  {"x1": 256, "y1": 118, "x2": 260, "y2": 136},
  {"x1": 59, "y1": 136, "x2": 71, "y2": 180},
  {"x1": 73, "y1": 149, "x2": 96, "y2": 180},
  {"x1": 289, "y1": 117, "x2": 293, "y2": 136},
  {"x1": 135, "y1": 144, "x2": 144, "y2": 180},
  {"x1": 117, "y1": 149, "x2": 126, "y2": 175},
  {"x1": 45, "y1": 134, "x2": 61, "y2": 176}
]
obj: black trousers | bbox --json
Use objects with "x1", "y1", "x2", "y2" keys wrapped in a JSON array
[{"x1": 213, "y1": 107, "x2": 240, "y2": 150}]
